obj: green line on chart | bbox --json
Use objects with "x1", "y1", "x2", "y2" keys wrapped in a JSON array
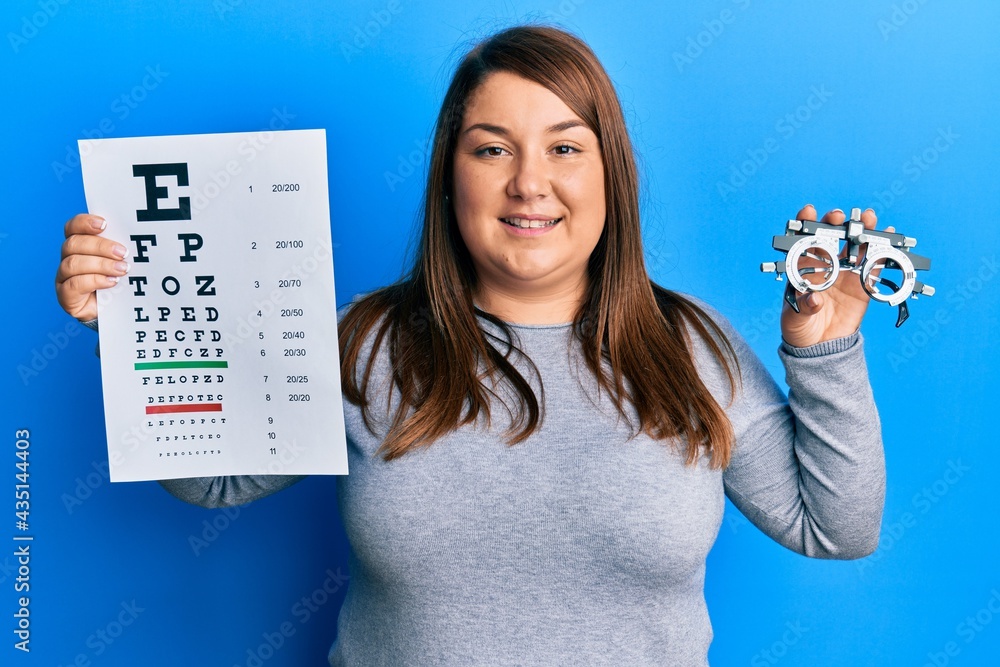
[{"x1": 134, "y1": 361, "x2": 229, "y2": 370}]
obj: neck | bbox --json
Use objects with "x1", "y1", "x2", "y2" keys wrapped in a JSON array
[{"x1": 473, "y1": 279, "x2": 585, "y2": 325}]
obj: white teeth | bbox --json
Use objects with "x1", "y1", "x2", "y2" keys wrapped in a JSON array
[{"x1": 502, "y1": 217, "x2": 561, "y2": 229}]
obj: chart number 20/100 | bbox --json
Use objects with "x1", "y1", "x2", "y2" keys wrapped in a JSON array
[{"x1": 249, "y1": 240, "x2": 304, "y2": 250}]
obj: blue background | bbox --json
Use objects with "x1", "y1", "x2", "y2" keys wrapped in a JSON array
[{"x1": 3, "y1": 0, "x2": 998, "y2": 665}]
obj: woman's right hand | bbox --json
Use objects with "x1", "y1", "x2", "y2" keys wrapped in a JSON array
[{"x1": 55, "y1": 214, "x2": 130, "y2": 322}]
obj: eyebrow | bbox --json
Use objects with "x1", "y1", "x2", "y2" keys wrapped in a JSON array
[{"x1": 462, "y1": 119, "x2": 588, "y2": 136}]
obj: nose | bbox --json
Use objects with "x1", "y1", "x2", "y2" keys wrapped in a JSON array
[{"x1": 506, "y1": 151, "x2": 550, "y2": 200}]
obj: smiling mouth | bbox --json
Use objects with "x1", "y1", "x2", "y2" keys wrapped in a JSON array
[{"x1": 500, "y1": 217, "x2": 563, "y2": 229}]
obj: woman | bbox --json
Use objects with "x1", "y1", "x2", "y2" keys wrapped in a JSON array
[{"x1": 56, "y1": 25, "x2": 885, "y2": 666}]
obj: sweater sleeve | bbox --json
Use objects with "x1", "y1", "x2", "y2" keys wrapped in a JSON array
[
  {"x1": 158, "y1": 475, "x2": 306, "y2": 508},
  {"x1": 711, "y1": 318, "x2": 886, "y2": 560},
  {"x1": 80, "y1": 318, "x2": 307, "y2": 509}
]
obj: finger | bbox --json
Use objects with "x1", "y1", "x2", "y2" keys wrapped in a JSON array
[
  {"x1": 55, "y1": 253, "x2": 129, "y2": 285},
  {"x1": 795, "y1": 203, "x2": 817, "y2": 221},
  {"x1": 61, "y1": 233, "x2": 129, "y2": 261},
  {"x1": 855, "y1": 212, "x2": 888, "y2": 266},
  {"x1": 860, "y1": 207, "x2": 878, "y2": 230},
  {"x1": 55, "y1": 274, "x2": 116, "y2": 321},
  {"x1": 63, "y1": 213, "x2": 107, "y2": 239},
  {"x1": 820, "y1": 208, "x2": 847, "y2": 225},
  {"x1": 58, "y1": 272, "x2": 121, "y2": 296},
  {"x1": 783, "y1": 287, "x2": 825, "y2": 322}
]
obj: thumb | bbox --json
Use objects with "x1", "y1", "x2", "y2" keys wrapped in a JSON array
[{"x1": 796, "y1": 290, "x2": 824, "y2": 316}]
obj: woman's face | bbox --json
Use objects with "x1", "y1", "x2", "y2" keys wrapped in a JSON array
[{"x1": 452, "y1": 71, "x2": 606, "y2": 311}]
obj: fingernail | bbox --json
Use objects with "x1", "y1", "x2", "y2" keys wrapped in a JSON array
[
  {"x1": 106, "y1": 275, "x2": 119, "y2": 285},
  {"x1": 831, "y1": 208, "x2": 844, "y2": 215},
  {"x1": 113, "y1": 244, "x2": 127, "y2": 258},
  {"x1": 864, "y1": 208, "x2": 875, "y2": 214},
  {"x1": 91, "y1": 216, "x2": 107, "y2": 231},
  {"x1": 805, "y1": 203, "x2": 814, "y2": 208},
  {"x1": 114, "y1": 261, "x2": 129, "y2": 273}
]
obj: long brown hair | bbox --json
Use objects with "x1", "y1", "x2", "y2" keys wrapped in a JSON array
[{"x1": 340, "y1": 25, "x2": 739, "y2": 469}]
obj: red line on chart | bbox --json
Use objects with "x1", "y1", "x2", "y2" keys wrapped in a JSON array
[{"x1": 145, "y1": 403, "x2": 223, "y2": 415}]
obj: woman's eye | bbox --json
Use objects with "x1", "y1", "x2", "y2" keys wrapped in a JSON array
[
  {"x1": 553, "y1": 145, "x2": 577, "y2": 155},
  {"x1": 478, "y1": 146, "x2": 506, "y2": 157}
]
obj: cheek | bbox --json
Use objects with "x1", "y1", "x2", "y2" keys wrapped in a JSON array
[
  {"x1": 454, "y1": 214, "x2": 484, "y2": 260},
  {"x1": 586, "y1": 165, "x2": 607, "y2": 215},
  {"x1": 453, "y1": 161, "x2": 503, "y2": 247},
  {"x1": 561, "y1": 163, "x2": 607, "y2": 233},
  {"x1": 452, "y1": 189, "x2": 486, "y2": 261},
  {"x1": 453, "y1": 161, "x2": 493, "y2": 216}
]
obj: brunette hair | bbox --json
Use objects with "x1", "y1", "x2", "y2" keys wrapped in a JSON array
[{"x1": 339, "y1": 25, "x2": 738, "y2": 468}]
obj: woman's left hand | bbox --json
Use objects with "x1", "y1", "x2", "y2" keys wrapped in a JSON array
[{"x1": 780, "y1": 204, "x2": 894, "y2": 348}]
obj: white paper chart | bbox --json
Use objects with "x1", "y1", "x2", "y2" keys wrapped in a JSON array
[{"x1": 80, "y1": 129, "x2": 348, "y2": 482}]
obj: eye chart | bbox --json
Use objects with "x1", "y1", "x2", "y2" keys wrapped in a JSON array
[{"x1": 80, "y1": 129, "x2": 348, "y2": 482}]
